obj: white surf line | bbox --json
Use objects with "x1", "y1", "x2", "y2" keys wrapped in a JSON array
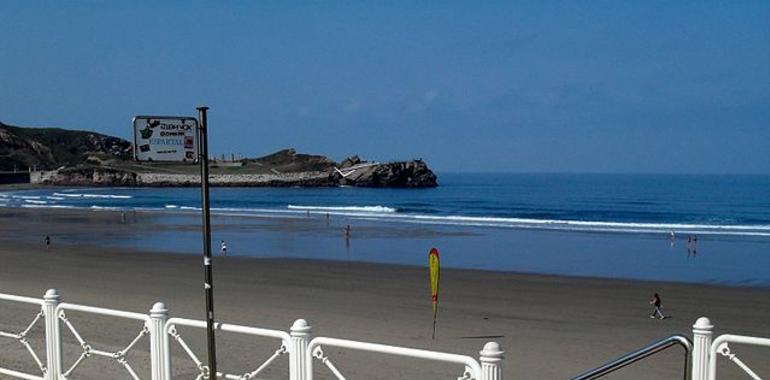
[{"x1": 288, "y1": 205, "x2": 397, "y2": 213}]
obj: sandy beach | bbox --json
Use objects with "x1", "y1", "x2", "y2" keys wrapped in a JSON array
[
  {"x1": 4, "y1": 0, "x2": 769, "y2": 377},
  {"x1": 1, "y1": 216, "x2": 769, "y2": 379}
]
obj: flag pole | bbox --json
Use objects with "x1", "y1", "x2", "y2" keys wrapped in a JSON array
[
  {"x1": 198, "y1": 106, "x2": 218, "y2": 378},
  {"x1": 432, "y1": 307, "x2": 438, "y2": 340}
]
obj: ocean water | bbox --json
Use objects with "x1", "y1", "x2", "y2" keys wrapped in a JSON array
[{"x1": 2, "y1": 173, "x2": 770, "y2": 285}]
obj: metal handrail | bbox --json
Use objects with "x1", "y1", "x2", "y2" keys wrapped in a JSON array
[
  {"x1": 571, "y1": 334, "x2": 693, "y2": 380},
  {"x1": 708, "y1": 334, "x2": 770, "y2": 380},
  {"x1": 306, "y1": 336, "x2": 483, "y2": 380}
]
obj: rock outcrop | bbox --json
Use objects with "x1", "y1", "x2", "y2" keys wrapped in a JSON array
[
  {"x1": 33, "y1": 160, "x2": 438, "y2": 188},
  {"x1": 332, "y1": 159, "x2": 437, "y2": 188},
  {"x1": 3, "y1": 121, "x2": 438, "y2": 188}
]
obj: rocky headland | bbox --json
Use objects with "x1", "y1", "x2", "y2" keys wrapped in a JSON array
[{"x1": 1, "y1": 122, "x2": 437, "y2": 188}]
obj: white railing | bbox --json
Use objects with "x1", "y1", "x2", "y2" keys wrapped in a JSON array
[
  {"x1": 690, "y1": 317, "x2": 770, "y2": 380},
  {"x1": 305, "y1": 337, "x2": 495, "y2": 380},
  {"x1": 55, "y1": 302, "x2": 152, "y2": 380},
  {"x1": 165, "y1": 317, "x2": 291, "y2": 380},
  {"x1": 707, "y1": 334, "x2": 770, "y2": 380},
  {"x1": 0, "y1": 292, "x2": 46, "y2": 380},
  {"x1": 7, "y1": 290, "x2": 770, "y2": 380},
  {"x1": 0, "y1": 289, "x2": 504, "y2": 380}
]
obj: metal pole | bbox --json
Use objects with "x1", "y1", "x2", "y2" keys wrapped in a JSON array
[{"x1": 197, "y1": 106, "x2": 218, "y2": 379}]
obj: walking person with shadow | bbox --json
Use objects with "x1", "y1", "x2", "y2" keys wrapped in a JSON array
[{"x1": 649, "y1": 292, "x2": 667, "y2": 320}]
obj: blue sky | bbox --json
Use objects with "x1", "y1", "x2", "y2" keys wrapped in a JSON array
[{"x1": 1, "y1": 1, "x2": 768, "y2": 173}]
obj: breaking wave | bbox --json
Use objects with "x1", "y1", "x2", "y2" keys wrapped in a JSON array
[
  {"x1": 53, "y1": 192, "x2": 132, "y2": 199},
  {"x1": 288, "y1": 205, "x2": 397, "y2": 213}
]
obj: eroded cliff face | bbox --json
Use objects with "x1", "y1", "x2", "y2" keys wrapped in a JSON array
[
  {"x1": 32, "y1": 159, "x2": 438, "y2": 188},
  {"x1": 333, "y1": 159, "x2": 437, "y2": 188},
  {"x1": 33, "y1": 167, "x2": 138, "y2": 186}
]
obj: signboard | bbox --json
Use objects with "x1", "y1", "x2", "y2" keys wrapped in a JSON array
[{"x1": 132, "y1": 116, "x2": 199, "y2": 162}]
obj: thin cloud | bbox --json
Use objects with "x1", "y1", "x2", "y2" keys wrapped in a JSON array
[
  {"x1": 344, "y1": 98, "x2": 363, "y2": 112},
  {"x1": 424, "y1": 89, "x2": 439, "y2": 103}
]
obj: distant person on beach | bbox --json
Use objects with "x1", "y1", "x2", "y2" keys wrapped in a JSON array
[
  {"x1": 649, "y1": 293, "x2": 666, "y2": 319},
  {"x1": 44, "y1": 235, "x2": 50, "y2": 249},
  {"x1": 686, "y1": 235, "x2": 699, "y2": 256},
  {"x1": 669, "y1": 231, "x2": 676, "y2": 246},
  {"x1": 343, "y1": 225, "x2": 351, "y2": 249},
  {"x1": 220, "y1": 240, "x2": 227, "y2": 256},
  {"x1": 121, "y1": 211, "x2": 126, "y2": 223}
]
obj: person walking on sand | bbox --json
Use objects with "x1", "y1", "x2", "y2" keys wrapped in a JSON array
[
  {"x1": 220, "y1": 240, "x2": 227, "y2": 256},
  {"x1": 44, "y1": 235, "x2": 50, "y2": 249},
  {"x1": 649, "y1": 292, "x2": 666, "y2": 319}
]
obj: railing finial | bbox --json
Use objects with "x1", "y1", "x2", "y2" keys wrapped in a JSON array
[
  {"x1": 480, "y1": 342, "x2": 504, "y2": 380},
  {"x1": 150, "y1": 302, "x2": 168, "y2": 318},
  {"x1": 291, "y1": 319, "x2": 312, "y2": 336},
  {"x1": 44, "y1": 289, "x2": 60, "y2": 302}
]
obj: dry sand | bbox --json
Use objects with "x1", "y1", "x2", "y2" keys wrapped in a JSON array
[{"x1": 1, "y1": 239, "x2": 769, "y2": 379}]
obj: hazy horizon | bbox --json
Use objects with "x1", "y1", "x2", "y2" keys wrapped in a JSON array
[{"x1": 1, "y1": 2, "x2": 768, "y2": 175}]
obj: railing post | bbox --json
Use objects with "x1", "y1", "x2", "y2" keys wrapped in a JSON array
[
  {"x1": 149, "y1": 302, "x2": 170, "y2": 380},
  {"x1": 289, "y1": 319, "x2": 312, "y2": 380},
  {"x1": 43, "y1": 289, "x2": 61, "y2": 380},
  {"x1": 480, "y1": 341, "x2": 504, "y2": 380},
  {"x1": 692, "y1": 316, "x2": 713, "y2": 380}
]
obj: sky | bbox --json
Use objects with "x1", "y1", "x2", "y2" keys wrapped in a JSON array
[{"x1": 1, "y1": 1, "x2": 768, "y2": 174}]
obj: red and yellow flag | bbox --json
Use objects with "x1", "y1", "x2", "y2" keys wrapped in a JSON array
[{"x1": 428, "y1": 247, "x2": 440, "y2": 339}]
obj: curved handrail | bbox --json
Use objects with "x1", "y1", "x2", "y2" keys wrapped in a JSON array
[
  {"x1": 165, "y1": 317, "x2": 291, "y2": 344},
  {"x1": 707, "y1": 334, "x2": 770, "y2": 380},
  {"x1": 306, "y1": 336, "x2": 482, "y2": 380},
  {"x1": 571, "y1": 334, "x2": 692, "y2": 380}
]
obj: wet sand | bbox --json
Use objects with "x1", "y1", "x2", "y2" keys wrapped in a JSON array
[
  {"x1": 3, "y1": 206, "x2": 770, "y2": 287},
  {"x1": 0, "y1": 208, "x2": 769, "y2": 378}
]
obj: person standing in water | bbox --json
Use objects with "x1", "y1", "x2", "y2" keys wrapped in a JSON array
[
  {"x1": 692, "y1": 235, "x2": 698, "y2": 256},
  {"x1": 44, "y1": 235, "x2": 50, "y2": 249},
  {"x1": 649, "y1": 293, "x2": 666, "y2": 319},
  {"x1": 343, "y1": 225, "x2": 351, "y2": 249},
  {"x1": 220, "y1": 240, "x2": 227, "y2": 256}
]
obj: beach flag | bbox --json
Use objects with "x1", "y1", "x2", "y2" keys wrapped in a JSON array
[{"x1": 429, "y1": 247, "x2": 440, "y2": 339}]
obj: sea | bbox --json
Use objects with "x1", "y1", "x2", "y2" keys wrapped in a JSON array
[{"x1": 2, "y1": 173, "x2": 769, "y2": 286}]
